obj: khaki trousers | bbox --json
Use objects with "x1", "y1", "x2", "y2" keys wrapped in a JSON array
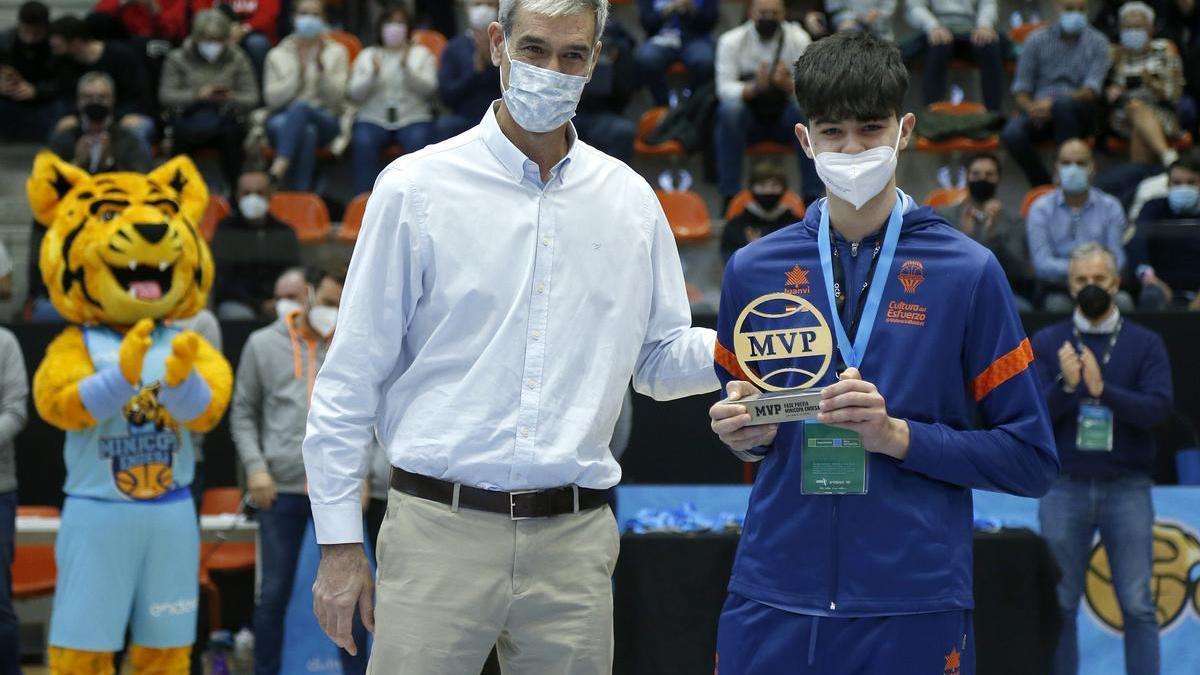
[{"x1": 367, "y1": 488, "x2": 620, "y2": 674}]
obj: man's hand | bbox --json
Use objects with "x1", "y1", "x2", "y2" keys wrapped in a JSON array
[
  {"x1": 710, "y1": 381, "x2": 778, "y2": 452},
  {"x1": 1106, "y1": 84, "x2": 1124, "y2": 104},
  {"x1": 1080, "y1": 347, "x2": 1104, "y2": 398},
  {"x1": 9, "y1": 79, "x2": 34, "y2": 101},
  {"x1": 971, "y1": 25, "x2": 997, "y2": 46},
  {"x1": 56, "y1": 115, "x2": 80, "y2": 133},
  {"x1": 771, "y1": 62, "x2": 793, "y2": 92},
  {"x1": 1058, "y1": 341, "x2": 1082, "y2": 390},
  {"x1": 928, "y1": 25, "x2": 954, "y2": 46},
  {"x1": 198, "y1": 84, "x2": 217, "y2": 100},
  {"x1": 314, "y1": 544, "x2": 375, "y2": 656},
  {"x1": 247, "y1": 470, "x2": 278, "y2": 510},
  {"x1": 1028, "y1": 98, "x2": 1053, "y2": 122},
  {"x1": 816, "y1": 368, "x2": 910, "y2": 459}
]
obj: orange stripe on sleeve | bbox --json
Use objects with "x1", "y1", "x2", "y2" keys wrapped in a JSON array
[
  {"x1": 972, "y1": 338, "x2": 1034, "y2": 401},
  {"x1": 715, "y1": 341, "x2": 751, "y2": 382}
]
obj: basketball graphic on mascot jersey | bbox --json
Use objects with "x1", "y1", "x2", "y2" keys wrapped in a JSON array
[
  {"x1": 1085, "y1": 522, "x2": 1200, "y2": 630},
  {"x1": 115, "y1": 463, "x2": 175, "y2": 501},
  {"x1": 733, "y1": 293, "x2": 835, "y2": 392}
]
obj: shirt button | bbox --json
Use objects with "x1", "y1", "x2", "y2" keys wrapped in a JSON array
[
  {"x1": 536, "y1": 284, "x2": 546, "y2": 294},
  {"x1": 531, "y1": 330, "x2": 541, "y2": 341},
  {"x1": 519, "y1": 427, "x2": 529, "y2": 438},
  {"x1": 526, "y1": 380, "x2": 536, "y2": 390},
  {"x1": 542, "y1": 237, "x2": 550, "y2": 246}
]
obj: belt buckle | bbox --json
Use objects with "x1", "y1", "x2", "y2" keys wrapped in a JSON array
[{"x1": 510, "y1": 489, "x2": 540, "y2": 520}]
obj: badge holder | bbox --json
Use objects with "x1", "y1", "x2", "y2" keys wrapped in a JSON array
[
  {"x1": 802, "y1": 421, "x2": 868, "y2": 495},
  {"x1": 1076, "y1": 399, "x2": 1114, "y2": 452}
]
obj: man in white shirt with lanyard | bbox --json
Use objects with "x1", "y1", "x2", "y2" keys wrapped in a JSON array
[{"x1": 301, "y1": 0, "x2": 718, "y2": 672}]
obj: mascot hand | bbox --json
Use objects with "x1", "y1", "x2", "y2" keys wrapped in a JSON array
[
  {"x1": 119, "y1": 319, "x2": 155, "y2": 386},
  {"x1": 165, "y1": 331, "x2": 200, "y2": 388}
]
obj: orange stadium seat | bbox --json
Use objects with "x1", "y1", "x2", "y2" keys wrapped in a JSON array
[
  {"x1": 747, "y1": 141, "x2": 794, "y2": 156},
  {"x1": 199, "y1": 488, "x2": 256, "y2": 631},
  {"x1": 328, "y1": 30, "x2": 363, "y2": 63},
  {"x1": 724, "y1": 190, "x2": 806, "y2": 220},
  {"x1": 1104, "y1": 131, "x2": 1194, "y2": 156},
  {"x1": 412, "y1": 29, "x2": 448, "y2": 64},
  {"x1": 916, "y1": 101, "x2": 1001, "y2": 153},
  {"x1": 1010, "y1": 22, "x2": 1046, "y2": 45},
  {"x1": 1021, "y1": 184, "x2": 1057, "y2": 218},
  {"x1": 635, "y1": 107, "x2": 685, "y2": 157},
  {"x1": 925, "y1": 186, "x2": 968, "y2": 209},
  {"x1": 270, "y1": 192, "x2": 331, "y2": 244},
  {"x1": 656, "y1": 190, "x2": 712, "y2": 243},
  {"x1": 13, "y1": 506, "x2": 59, "y2": 599},
  {"x1": 339, "y1": 192, "x2": 371, "y2": 243},
  {"x1": 200, "y1": 194, "x2": 230, "y2": 242}
]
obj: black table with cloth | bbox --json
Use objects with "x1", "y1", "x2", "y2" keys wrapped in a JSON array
[{"x1": 613, "y1": 529, "x2": 1060, "y2": 675}]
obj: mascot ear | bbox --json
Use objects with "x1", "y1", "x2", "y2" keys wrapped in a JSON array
[
  {"x1": 147, "y1": 155, "x2": 209, "y2": 227},
  {"x1": 27, "y1": 151, "x2": 91, "y2": 227}
]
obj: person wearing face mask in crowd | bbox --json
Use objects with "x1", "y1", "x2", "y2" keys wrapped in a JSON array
[
  {"x1": 941, "y1": 153, "x2": 1034, "y2": 308},
  {"x1": 435, "y1": 0, "x2": 502, "y2": 142},
  {"x1": 262, "y1": 0, "x2": 349, "y2": 190},
  {"x1": 210, "y1": 170, "x2": 301, "y2": 320},
  {"x1": 232, "y1": 265, "x2": 366, "y2": 675},
  {"x1": 715, "y1": 0, "x2": 820, "y2": 208},
  {"x1": 1104, "y1": 2, "x2": 1184, "y2": 167},
  {"x1": 826, "y1": 0, "x2": 897, "y2": 40},
  {"x1": 720, "y1": 160, "x2": 802, "y2": 260},
  {"x1": 302, "y1": 0, "x2": 720, "y2": 669},
  {"x1": 347, "y1": 6, "x2": 437, "y2": 196},
  {"x1": 1129, "y1": 153, "x2": 1200, "y2": 309},
  {"x1": 1031, "y1": 242, "x2": 1172, "y2": 675},
  {"x1": 1027, "y1": 139, "x2": 1135, "y2": 311},
  {"x1": 0, "y1": 1, "x2": 66, "y2": 142},
  {"x1": 1002, "y1": 0, "x2": 1111, "y2": 186},
  {"x1": 708, "y1": 32, "x2": 1058, "y2": 674},
  {"x1": 47, "y1": 71, "x2": 153, "y2": 174},
  {"x1": 190, "y1": 0, "x2": 281, "y2": 85},
  {"x1": 159, "y1": 9, "x2": 258, "y2": 193}
]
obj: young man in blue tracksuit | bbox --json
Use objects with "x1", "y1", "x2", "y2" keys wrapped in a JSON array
[{"x1": 708, "y1": 32, "x2": 1059, "y2": 674}]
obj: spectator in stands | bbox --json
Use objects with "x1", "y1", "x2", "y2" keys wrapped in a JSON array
[
  {"x1": 347, "y1": 5, "x2": 437, "y2": 196},
  {"x1": 941, "y1": 153, "x2": 1034, "y2": 307},
  {"x1": 1027, "y1": 138, "x2": 1133, "y2": 311},
  {"x1": 159, "y1": 9, "x2": 257, "y2": 193},
  {"x1": 91, "y1": 0, "x2": 188, "y2": 43},
  {"x1": 1031, "y1": 241, "x2": 1170, "y2": 675},
  {"x1": 192, "y1": 0, "x2": 280, "y2": 82},
  {"x1": 1130, "y1": 153, "x2": 1200, "y2": 308},
  {"x1": 231, "y1": 265, "x2": 369, "y2": 675},
  {"x1": 826, "y1": 0, "x2": 897, "y2": 41},
  {"x1": 720, "y1": 160, "x2": 797, "y2": 260},
  {"x1": 786, "y1": 0, "x2": 831, "y2": 38},
  {"x1": 263, "y1": 0, "x2": 349, "y2": 191},
  {"x1": 48, "y1": 16, "x2": 156, "y2": 155},
  {"x1": 906, "y1": 0, "x2": 1005, "y2": 112},
  {"x1": 1106, "y1": 2, "x2": 1185, "y2": 167},
  {"x1": 0, "y1": 324, "x2": 26, "y2": 675},
  {"x1": 210, "y1": 170, "x2": 301, "y2": 319},
  {"x1": 714, "y1": 0, "x2": 820, "y2": 205},
  {"x1": 47, "y1": 72, "x2": 153, "y2": 173},
  {"x1": 435, "y1": 0, "x2": 501, "y2": 142},
  {"x1": 0, "y1": 240, "x2": 11, "y2": 301},
  {"x1": 634, "y1": 0, "x2": 718, "y2": 106},
  {"x1": 575, "y1": 18, "x2": 638, "y2": 161},
  {"x1": 1002, "y1": 0, "x2": 1110, "y2": 186},
  {"x1": 0, "y1": 1, "x2": 64, "y2": 141}
]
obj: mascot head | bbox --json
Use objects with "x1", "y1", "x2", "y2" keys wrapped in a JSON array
[{"x1": 26, "y1": 152, "x2": 214, "y2": 326}]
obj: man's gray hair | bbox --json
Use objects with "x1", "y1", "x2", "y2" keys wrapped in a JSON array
[
  {"x1": 1069, "y1": 242, "x2": 1120, "y2": 276},
  {"x1": 499, "y1": 0, "x2": 608, "y2": 42},
  {"x1": 77, "y1": 70, "x2": 114, "y2": 96},
  {"x1": 1119, "y1": 1, "x2": 1155, "y2": 24},
  {"x1": 192, "y1": 9, "x2": 231, "y2": 40}
]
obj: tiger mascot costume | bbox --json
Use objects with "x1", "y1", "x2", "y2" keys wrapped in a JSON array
[{"x1": 26, "y1": 152, "x2": 233, "y2": 674}]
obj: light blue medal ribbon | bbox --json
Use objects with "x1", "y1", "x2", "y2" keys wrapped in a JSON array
[{"x1": 816, "y1": 191, "x2": 905, "y2": 370}]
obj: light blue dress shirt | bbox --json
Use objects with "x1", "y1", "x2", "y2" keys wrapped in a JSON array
[
  {"x1": 303, "y1": 103, "x2": 719, "y2": 543},
  {"x1": 1026, "y1": 187, "x2": 1127, "y2": 283}
]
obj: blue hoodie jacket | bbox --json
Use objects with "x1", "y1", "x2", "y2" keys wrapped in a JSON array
[{"x1": 714, "y1": 192, "x2": 1059, "y2": 616}]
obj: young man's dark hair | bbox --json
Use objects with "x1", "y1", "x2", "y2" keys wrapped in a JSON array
[
  {"x1": 792, "y1": 31, "x2": 908, "y2": 124},
  {"x1": 18, "y1": 1, "x2": 50, "y2": 27},
  {"x1": 967, "y1": 152, "x2": 1003, "y2": 178},
  {"x1": 1167, "y1": 150, "x2": 1200, "y2": 177},
  {"x1": 306, "y1": 262, "x2": 348, "y2": 289},
  {"x1": 48, "y1": 16, "x2": 89, "y2": 42}
]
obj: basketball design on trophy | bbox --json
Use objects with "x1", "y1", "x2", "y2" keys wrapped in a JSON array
[
  {"x1": 1085, "y1": 521, "x2": 1200, "y2": 630},
  {"x1": 733, "y1": 292, "x2": 834, "y2": 392}
]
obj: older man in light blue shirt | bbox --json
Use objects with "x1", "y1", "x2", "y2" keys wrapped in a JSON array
[
  {"x1": 301, "y1": 0, "x2": 719, "y2": 672},
  {"x1": 1001, "y1": 0, "x2": 1111, "y2": 186},
  {"x1": 1027, "y1": 138, "x2": 1133, "y2": 311}
]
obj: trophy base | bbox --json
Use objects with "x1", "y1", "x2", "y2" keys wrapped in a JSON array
[{"x1": 736, "y1": 387, "x2": 825, "y2": 425}]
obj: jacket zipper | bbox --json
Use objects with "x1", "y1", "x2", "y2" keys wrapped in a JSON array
[
  {"x1": 850, "y1": 241, "x2": 860, "y2": 257},
  {"x1": 829, "y1": 495, "x2": 840, "y2": 611}
]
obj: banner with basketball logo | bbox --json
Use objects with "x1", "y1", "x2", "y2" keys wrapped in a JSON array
[{"x1": 973, "y1": 487, "x2": 1200, "y2": 674}]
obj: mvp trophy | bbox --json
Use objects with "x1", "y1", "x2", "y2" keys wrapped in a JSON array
[{"x1": 730, "y1": 292, "x2": 835, "y2": 426}]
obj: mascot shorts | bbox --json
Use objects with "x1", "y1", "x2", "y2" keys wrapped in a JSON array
[
  {"x1": 49, "y1": 493, "x2": 199, "y2": 650},
  {"x1": 715, "y1": 592, "x2": 974, "y2": 675}
]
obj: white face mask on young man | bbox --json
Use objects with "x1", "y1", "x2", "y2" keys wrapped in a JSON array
[
  {"x1": 804, "y1": 125, "x2": 904, "y2": 210},
  {"x1": 500, "y1": 36, "x2": 593, "y2": 133}
]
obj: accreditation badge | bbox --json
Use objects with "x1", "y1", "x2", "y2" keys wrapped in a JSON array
[
  {"x1": 1076, "y1": 400, "x2": 1114, "y2": 451},
  {"x1": 802, "y1": 421, "x2": 868, "y2": 495}
]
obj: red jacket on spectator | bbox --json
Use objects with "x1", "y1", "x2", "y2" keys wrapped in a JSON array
[
  {"x1": 191, "y1": 0, "x2": 280, "y2": 43},
  {"x1": 93, "y1": 0, "x2": 189, "y2": 43}
]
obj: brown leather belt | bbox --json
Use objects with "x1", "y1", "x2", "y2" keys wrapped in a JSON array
[{"x1": 390, "y1": 468, "x2": 612, "y2": 520}]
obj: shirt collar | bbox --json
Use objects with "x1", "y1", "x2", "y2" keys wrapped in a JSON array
[
  {"x1": 479, "y1": 100, "x2": 578, "y2": 187},
  {"x1": 1056, "y1": 187, "x2": 1094, "y2": 209},
  {"x1": 1073, "y1": 306, "x2": 1121, "y2": 334}
]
